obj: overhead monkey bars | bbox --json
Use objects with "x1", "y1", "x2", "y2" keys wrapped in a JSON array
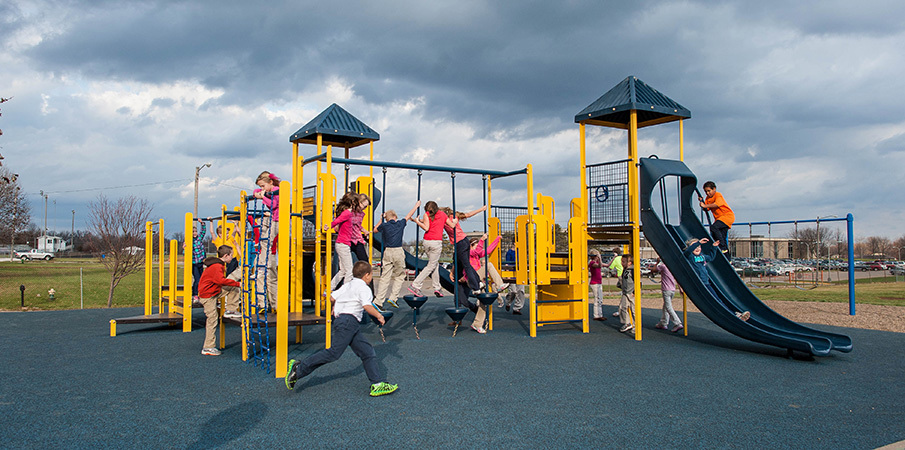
[{"x1": 301, "y1": 154, "x2": 528, "y2": 179}]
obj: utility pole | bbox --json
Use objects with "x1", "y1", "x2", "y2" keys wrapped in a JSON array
[
  {"x1": 71, "y1": 209, "x2": 75, "y2": 254},
  {"x1": 193, "y1": 163, "x2": 212, "y2": 218},
  {"x1": 39, "y1": 190, "x2": 48, "y2": 250}
]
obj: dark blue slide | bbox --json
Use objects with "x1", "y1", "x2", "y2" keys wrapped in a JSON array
[{"x1": 639, "y1": 158, "x2": 852, "y2": 356}]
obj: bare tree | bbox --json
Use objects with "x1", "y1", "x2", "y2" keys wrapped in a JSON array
[
  {"x1": 0, "y1": 167, "x2": 32, "y2": 254},
  {"x1": 88, "y1": 195, "x2": 153, "y2": 307}
]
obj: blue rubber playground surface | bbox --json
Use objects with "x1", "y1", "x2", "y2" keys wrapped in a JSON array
[{"x1": 1, "y1": 303, "x2": 903, "y2": 449}]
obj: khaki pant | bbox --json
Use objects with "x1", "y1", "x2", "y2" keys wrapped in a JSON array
[
  {"x1": 618, "y1": 292, "x2": 635, "y2": 325},
  {"x1": 222, "y1": 267, "x2": 242, "y2": 312},
  {"x1": 199, "y1": 295, "x2": 219, "y2": 349},
  {"x1": 256, "y1": 218, "x2": 278, "y2": 309},
  {"x1": 330, "y1": 242, "x2": 354, "y2": 290},
  {"x1": 375, "y1": 247, "x2": 406, "y2": 306},
  {"x1": 475, "y1": 261, "x2": 504, "y2": 289},
  {"x1": 411, "y1": 240, "x2": 442, "y2": 292},
  {"x1": 472, "y1": 303, "x2": 487, "y2": 329}
]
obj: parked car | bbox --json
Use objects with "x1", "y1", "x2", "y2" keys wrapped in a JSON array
[
  {"x1": 15, "y1": 249, "x2": 55, "y2": 261},
  {"x1": 890, "y1": 266, "x2": 905, "y2": 276},
  {"x1": 840, "y1": 261, "x2": 870, "y2": 272}
]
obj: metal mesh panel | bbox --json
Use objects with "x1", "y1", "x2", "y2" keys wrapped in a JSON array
[
  {"x1": 491, "y1": 206, "x2": 530, "y2": 250},
  {"x1": 587, "y1": 159, "x2": 630, "y2": 226}
]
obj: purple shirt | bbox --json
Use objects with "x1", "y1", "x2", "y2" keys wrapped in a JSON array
[
  {"x1": 588, "y1": 259, "x2": 602, "y2": 284},
  {"x1": 657, "y1": 262, "x2": 677, "y2": 292}
]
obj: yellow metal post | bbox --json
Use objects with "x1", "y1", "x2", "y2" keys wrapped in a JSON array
[
  {"x1": 168, "y1": 239, "x2": 177, "y2": 314},
  {"x1": 629, "y1": 111, "x2": 642, "y2": 341},
  {"x1": 315, "y1": 135, "x2": 323, "y2": 317},
  {"x1": 369, "y1": 141, "x2": 374, "y2": 265},
  {"x1": 579, "y1": 123, "x2": 590, "y2": 333},
  {"x1": 183, "y1": 213, "x2": 194, "y2": 332},
  {"x1": 239, "y1": 191, "x2": 249, "y2": 361},
  {"x1": 276, "y1": 180, "x2": 291, "y2": 378},
  {"x1": 325, "y1": 143, "x2": 334, "y2": 349},
  {"x1": 527, "y1": 164, "x2": 537, "y2": 337},
  {"x1": 487, "y1": 176, "x2": 493, "y2": 331},
  {"x1": 145, "y1": 221, "x2": 153, "y2": 316},
  {"x1": 158, "y1": 219, "x2": 165, "y2": 313}
]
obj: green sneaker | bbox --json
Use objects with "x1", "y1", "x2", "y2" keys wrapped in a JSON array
[
  {"x1": 386, "y1": 298, "x2": 398, "y2": 308},
  {"x1": 370, "y1": 382, "x2": 398, "y2": 397},
  {"x1": 285, "y1": 359, "x2": 299, "y2": 390},
  {"x1": 372, "y1": 301, "x2": 386, "y2": 312}
]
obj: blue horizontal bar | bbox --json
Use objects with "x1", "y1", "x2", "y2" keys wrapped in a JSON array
[
  {"x1": 734, "y1": 216, "x2": 850, "y2": 227},
  {"x1": 301, "y1": 154, "x2": 525, "y2": 178}
]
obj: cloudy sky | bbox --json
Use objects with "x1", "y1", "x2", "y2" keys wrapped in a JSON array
[{"x1": 2, "y1": 0, "x2": 904, "y2": 243}]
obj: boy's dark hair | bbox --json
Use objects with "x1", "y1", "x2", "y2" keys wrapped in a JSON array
[
  {"x1": 352, "y1": 260, "x2": 372, "y2": 279},
  {"x1": 217, "y1": 245, "x2": 233, "y2": 258},
  {"x1": 703, "y1": 181, "x2": 716, "y2": 190}
]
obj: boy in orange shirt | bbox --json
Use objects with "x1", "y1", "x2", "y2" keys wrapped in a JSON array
[{"x1": 698, "y1": 181, "x2": 734, "y2": 255}]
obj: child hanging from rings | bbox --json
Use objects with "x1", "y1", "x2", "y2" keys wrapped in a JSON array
[
  {"x1": 409, "y1": 201, "x2": 448, "y2": 298},
  {"x1": 252, "y1": 171, "x2": 280, "y2": 310},
  {"x1": 373, "y1": 202, "x2": 419, "y2": 309}
]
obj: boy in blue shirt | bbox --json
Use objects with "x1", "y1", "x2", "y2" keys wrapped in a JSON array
[
  {"x1": 285, "y1": 261, "x2": 398, "y2": 397},
  {"x1": 373, "y1": 203, "x2": 418, "y2": 309},
  {"x1": 683, "y1": 237, "x2": 750, "y2": 322}
]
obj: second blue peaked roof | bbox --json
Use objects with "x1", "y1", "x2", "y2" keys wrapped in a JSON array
[
  {"x1": 575, "y1": 76, "x2": 690, "y2": 129},
  {"x1": 290, "y1": 103, "x2": 380, "y2": 148}
]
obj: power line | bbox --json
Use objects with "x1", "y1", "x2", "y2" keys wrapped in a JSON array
[{"x1": 37, "y1": 179, "x2": 192, "y2": 195}]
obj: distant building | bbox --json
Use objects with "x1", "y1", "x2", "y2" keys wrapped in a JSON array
[
  {"x1": 36, "y1": 235, "x2": 69, "y2": 253},
  {"x1": 730, "y1": 236, "x2": 796, "y2": 259}
]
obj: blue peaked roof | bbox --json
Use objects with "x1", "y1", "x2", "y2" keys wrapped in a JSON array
[
  {"x1": 575, "y1": 76, "x2": 690, "y2": 129},
  {"x1": 290, "y1": 103, "x2": 380, "y2": 148}
]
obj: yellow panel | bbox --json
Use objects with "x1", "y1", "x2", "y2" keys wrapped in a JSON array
[
  {"x1": 488, "y1": 217, "x2": 500, "y2": 267},
  {"x1": 534, "y1": 214, "x2": 551, "y2": 286},
  {"x1": 536, "y1": 284, "x2": 584, "y2": 323},
  {"x1": 515, "y1": 215, "x2": 528, "y2": 285}
]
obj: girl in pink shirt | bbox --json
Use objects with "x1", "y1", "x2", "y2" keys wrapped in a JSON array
[
  {"x1": 327, "y1": 192, "x2": 358, "y2": 289},
  {"x1": 252, "y1": 171, "x2": 280, "y2": 309},
  {"x1": 409, "y1": 201, "x2": 448, "y2": 297},
  {"x1": 589, "y1": 249, "x2": 605, "y2": 321},
  {"x1": 442, "y1": 206, "x2": 487, "y2": 295}
]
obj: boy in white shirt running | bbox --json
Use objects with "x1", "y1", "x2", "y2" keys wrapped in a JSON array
[{"x1": 285, "y1": 261, "x2": 398, "y2": 397}]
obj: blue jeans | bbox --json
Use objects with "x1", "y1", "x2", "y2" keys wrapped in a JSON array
[{"x1": 295, "y1": 314, "x2": 383, "y2": 384}]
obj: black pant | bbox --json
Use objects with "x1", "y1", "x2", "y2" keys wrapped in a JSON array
[
  {"x1": 350, "y1": 241, "x2": 369, "y2": 262},
  {"x1": 192, "y1": 262, "x2": 204, "y2": 296},
  {"x1": 296, "y1": 314, "x2": 383, "y2": 384},
  {"x1": 710, "y1": 220, "x2": 730, "y2": 253},
  {"x1": 453, "y1": 239, "x2": 480, "y2": 290}
]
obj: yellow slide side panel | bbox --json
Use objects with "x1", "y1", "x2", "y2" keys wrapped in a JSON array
[
  {"x1": 537, "y1": 284, "x2": 584, "y2": 323},
  {"x1": 533, "y1": 214, "x2": 551, "y2": 286}
]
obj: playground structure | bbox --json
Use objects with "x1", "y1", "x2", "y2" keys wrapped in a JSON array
[
  {"x1": 109, "y1": 216, "x2": 195, "y2": 336},
  {"x1": 112, "y1": 75, "x2": 853, "y2": 370}
]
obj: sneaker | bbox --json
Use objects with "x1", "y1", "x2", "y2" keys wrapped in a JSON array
[
  {"x1": 370, "y1": 382, "x2": 399, "y2": 397},
  {"x1": 612, "y1": 311, "x2": 620, "y2": 317},
  {"x1": 201, "y1": 348, "x2": 221, "y2": 356},
  {"x1": 223, "y1": 310, "x2": 242, "y2": 319},
  {"x1": 497, "y1": 283, "x2": 510, "y2": 292},
  {"x1": 407, "y1": 286, "x2": 422, "y2": 296},
  {"x1": 471, "y1": 324, "x2": 486, "y2": 334},
  {"x1": 434, "y1": 290, "x2": 444, "y2": 297},
  {"x1": 619, "y1": 324, "x2": 634, "y2": 333},
  {"x1": 512, "y1": 309, "x2": 522, "y2": 315},
  {"x1": 386, "y1": 298, "x2": 398, "y2": 308},
  {"x1": 655, "y1": 323, "x2": 667, "y2": 329},
  {"x1": 285, "y1": 359, "x2": 299, "y2": 390},
  {"x1": 735, "y1": 311, "x2": 751, "y2": 322},
  {"x1": 671, "y1": 324, "x2": 684, "y2": 333},
  {"x1": 505, "y1": 303, "x2": 511, "y2": 311},
  {"x1": 372, "y1": 301, "x2": 385, "y2": 312}
]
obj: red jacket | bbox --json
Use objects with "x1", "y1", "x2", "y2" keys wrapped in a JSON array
[{"x1": 198, "y1": 257, "x2": 240, "y2": 299}]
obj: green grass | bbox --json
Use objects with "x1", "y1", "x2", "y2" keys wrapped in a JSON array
[
  {"x1": 749, "y1": 282, "x2": 905, "y2": 307},
  {"x1": 0, "y1": 259, "x2": 167, "y2": 310}
]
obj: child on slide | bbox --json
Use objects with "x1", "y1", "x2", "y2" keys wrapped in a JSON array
[{"x1": 683, "y1": 237, "x2": 749, "y2": 322}]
